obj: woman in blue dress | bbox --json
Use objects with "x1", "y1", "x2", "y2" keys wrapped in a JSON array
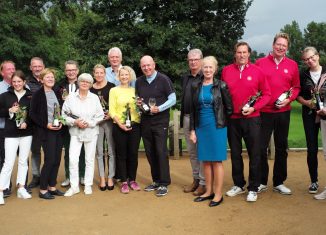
[{"x1": 190, "y1": 56, "x2": 233, "y2": 207}]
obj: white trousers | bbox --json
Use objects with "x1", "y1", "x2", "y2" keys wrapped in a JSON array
[
  {"x1": 0, "y1": 136, "x2": 32, "y2": 190},
  {"x1": 69, "y1": 136, "x2": 97, "y2": 188}
]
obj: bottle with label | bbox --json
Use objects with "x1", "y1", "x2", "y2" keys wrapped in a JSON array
[
  {"x1": 315, "y1": 92, "x2": 324, "y2": 110},
  {"x1": 134, "y1": 96, "x2": 150, "y2": 114},
  {"x1": 52, "y1": 103, "x2": 60, "y2": 127},
  {"x1": 242, "y1": 91, "x2": 262, "y2": 112},
  {"x1": 125, "y1": 103, "x2": 131, "y2": 128},
  {"x1": 275, "y1": 88, "x2": 292, "y2": 106}
]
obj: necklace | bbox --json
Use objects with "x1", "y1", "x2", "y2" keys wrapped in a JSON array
[{"x1": 200, "y1": 85, "x2": 213, "y2": 108}]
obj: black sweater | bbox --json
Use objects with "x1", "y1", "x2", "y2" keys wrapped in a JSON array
[{"x1": 0, "y1": 87, "x2": 33, "y2": 137}]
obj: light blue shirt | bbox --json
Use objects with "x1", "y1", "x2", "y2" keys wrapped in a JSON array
[
  {"x1": 105, "y1": 66, "x2": 135, "y2": 87},
  {"x1": 146, "y1": 71, "x2": 176, "y2": 112},
  {"x1": 0, "y1": 81, "x2": 10, "y2": 128}
]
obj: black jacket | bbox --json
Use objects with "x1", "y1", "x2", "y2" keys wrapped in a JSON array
[
  {"x1": 190, "y1": 78, "x2": 233, "y2": 130},
  {"x1": 299, "y1": 65, "x2": 326, "y2": 116},
  {"x1": 180, "y1": 71, "x2": 202, "y2": 127},
  {"x1": 26, "y1": 75, "x2": 42, "y2": 95},
  {"x1": 0, "y1": 87, "x2": 33, "y2": 137},
  {"x1": 29, "y1": 85, "x2": 62, "y2": 140}
]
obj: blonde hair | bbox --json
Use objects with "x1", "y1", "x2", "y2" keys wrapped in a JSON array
[
  {"x1": 117, "y1": 66, "x2": 136, "y2": 82},
  {"x1": 202, "y1": 56, "x2": 218, "y2": 71},
  {"x1": 93, "y1": 64, "x2": 106, "y2": 73},
  {"x1": 273, "y1": 32, "x2": 290, "y2": 47},
  {"x1": 39, "y1": 68, "x2": 56, "y2": 81}
]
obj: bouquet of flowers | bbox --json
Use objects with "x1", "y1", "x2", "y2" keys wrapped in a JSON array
[
  {"x1": 15, "y1": 104, "x2": 27, "y2": 127},
  {"x1": 52, "y1": 103, "x2": 66, "y2": 127}
]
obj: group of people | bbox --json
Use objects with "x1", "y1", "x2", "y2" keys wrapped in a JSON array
[
  {"x1": 0, "y1": 32, "x2": 325, "y2": 207},
  {"x1": 0, "y1": 47, "x2": 176, "y2": 205},
  {"x1": 181, "y1": 32, "x2": 326, "y2": 207}
]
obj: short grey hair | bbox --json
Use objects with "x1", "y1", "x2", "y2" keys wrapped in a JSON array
[
  {"x1": 188, "y1": 49, "x2": 203, "y2": 59},
  {"x1": 65, "y1": 60, "x2": 79, "y2": 69},
  {"x1": 77, "y1": 73, "x2": 94, "y2": 87},
  {"x1": 108, "y1": 47, "x2": 122, "y2": 57}
]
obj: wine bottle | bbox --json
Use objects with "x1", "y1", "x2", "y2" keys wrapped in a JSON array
[
  {"x1": 315, "y1": 92, "x2": 324, "y2": 110},
  {"x1": 125, "y1": 103, "x2": 131, "y2": 128},
  {"x1": 64, "y1": 111, "x2": 79, "y2": 119},
  {"x1": 242, "y1": 91, "x2": 262, "y2": 111},
  {"x1": 52, "y1": 103, "x2": 60, "y2": 127},
  {"x1": 275, "y1": 88, "x2": 292, "y2": 106},
  {"x1": 133, "y1": 96, "x2": 150, "y2": 114}
]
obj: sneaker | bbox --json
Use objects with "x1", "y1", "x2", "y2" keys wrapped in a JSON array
[
  {"x1": 80, "y1": 177, "x2": 85, "y2": 186},
  {"x1": 84, "y1": 186, "x2": 92, "y2": 195},
  {"x1": 129, "y1": 181, "x2": 141, "y2": 191},
  {"x1": 121, "y1": 183, "x2": 129, "y2": 194},
  {"x1": 226, "y1": 186, "x2": 245, "y2": 197},
  {"x1": 257, "y1": 184, "x2": 268, "y2": 193},
  {"x1": 144, "y1": 182, "x2": 159, "y2": 192},
  {"x1": 246, "y1": 191, "x2": 257, "y2": 202},
  {"x1": 61, "y1": 178, "x2": 70, "y2": 187},
  {"x1": 17, "y1": 187, "x2": 32, "y2": 199},
  {"x1": 0, "y1": 192, "x2": 4, "y2": 205},
  {"x1": 3, "y1": 188, "x2": 11, "y2": 198},
  {"x1": 64, "y1": 187, "x2": 80, "y2": 197},
  {"x1": 314, "y1": 188, "x2": 326, "y2": 200},
  {"x1": 156, "y1": 186, "x2": 168, "y2": 197},
  {"x1": 273, "y1": 184, "x2": 292, "y2": 195},
  {"x1": 309, "y1": 182, "x2": 319, "y2": 194}
]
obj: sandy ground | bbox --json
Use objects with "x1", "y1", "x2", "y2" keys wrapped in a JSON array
[{"x1": 1, "y1": 151, "x2": 326, "y2": 235}]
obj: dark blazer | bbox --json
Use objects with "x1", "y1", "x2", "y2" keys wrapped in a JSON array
[
  {"x1": 29, "y1": 85, "x2": 62, "y2": 140},
  {"x1": 180, "y1": 71, "x2": 202, "y2": 127},
  {"x1": 190, "y1": 78, "x2": 233, "y2": 130},
  {"x1": 0, "y1": 87, "x2": 33, "y2": 137}
]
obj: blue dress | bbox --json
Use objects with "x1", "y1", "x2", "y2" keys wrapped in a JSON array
[{"x1": 196, "y1": 84, "x2": 227, "y2": 161}]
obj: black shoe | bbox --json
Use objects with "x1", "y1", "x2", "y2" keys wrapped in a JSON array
[
  {"x1": 144, "y1": 182, "x2": 159, "y2": 192},
  {"x1": 28, "y1": 176, "x2": 40, "y2": 189},
  {"x1": 3, "y1": 189, "x2": 11, "y2": 198},
  {"x1": 39, "y1": 191, "x2": 55, "y2": 200},
  {"x1": 156, "y1": 186, "x2": 168, "y2": 197},
  {"x1": 194, "y1": 194, "x2": 215, "y2": 202},
  {"x1": 49, "y1": 189, "x2": 65, "y2": 196},
  {"x1": 99, "y1": 185, "x2": 107, "y2": 191},
  {"x1": 25, "y1": 185, "x2": 32, "y2": 194},
  {"x1": 209, "y1": 196, "x2": 223, "y2": 207},
  {"x1": 106, "y1": 184, "x2": 114, "y2": 191}
]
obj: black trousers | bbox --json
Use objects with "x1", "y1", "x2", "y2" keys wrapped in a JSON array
[
  {"x1": 113, "y1": 123, "x2": 141, "y2": 182},
  {"x1": 260, "y1": 111, "x2": 290, "y2": 186},
  {"x1": 40, "y1": 130, "x2": 63, "y2": 190},
  {"x1": 227, "y1": 117, "x2": 261, "y2": 192},
  {"x1": 302, "y1": 109, "x2": 319, "y2": 183},
  {"x1": 141, "y1": 122, "x2": 171, "y2": 186},
  {"x1": 0, "y1": 129, "x2": 4, "y2": 172}
]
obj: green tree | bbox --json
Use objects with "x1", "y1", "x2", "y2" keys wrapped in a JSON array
[
  {"x1": 304, "y1": 22, "x2": 326, "y2": 65},
  {"x1": 281, "y1": 21, "x2": 304, "y2": 66}
]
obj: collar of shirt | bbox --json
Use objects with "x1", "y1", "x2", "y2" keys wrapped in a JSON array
[
  {"x1": 146, "y1": 71, "x2": 158, "y2": 84},
  {"x1": 75, "y1": 90, "x2": 92, "y2": 99}
]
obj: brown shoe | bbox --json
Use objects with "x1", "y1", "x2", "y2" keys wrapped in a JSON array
[
  {"x1": 183, "y1": 179, "x2": 199, "y2": 193},
  {"x1": 193, "y1": 185, "x2": 206, "y2": 196}
]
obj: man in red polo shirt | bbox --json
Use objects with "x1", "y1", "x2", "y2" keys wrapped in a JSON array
[{"x1": 256, "y1": 33, "x2": 300, "y2": 195}]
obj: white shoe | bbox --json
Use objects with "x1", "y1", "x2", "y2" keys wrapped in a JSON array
[
  {"x1": 17, "y1": 187, "x2": 32, "y2": 199},
  {"x1": 84, "y1": 186, "x2": 92, "y2": 195},
  {"x1": 80, "y1": 177, "x2": 85, "y2": 186},
  {"x1": 61, "y1": 178, "x2": 70, "y2": 187},
  {"x1": 0, "y1": 192, "x2": 4, "y2": 205},
  {"x1": 64, "y1": 187, "x2": 80, "y2": 197},
  {"x1": 246, "y1": 191, "x2": 258, "y2": 202},
  {"x1": 226, "y1": 186, "x2": 245, "y2": 197},
  {"x1": 273, "y1": 184, "x2": 292, "y2": 195},
  {"x1": 314, "y1": 188, "x2": 326, "y2": 200},
  {"x1": 257, "y1": 184, "x2": 268, "y2": 193}
]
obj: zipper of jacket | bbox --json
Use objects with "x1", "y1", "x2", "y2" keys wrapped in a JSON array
[{"x1": 239, "y1": 65, "x2": 245, "y2": 79}]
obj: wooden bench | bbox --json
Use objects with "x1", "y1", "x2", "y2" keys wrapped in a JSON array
[{"x1": 168, "y1": 110, "x2": 184, "y2": 160}]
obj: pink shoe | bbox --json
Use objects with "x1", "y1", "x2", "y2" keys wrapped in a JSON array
[
  {"x1": 121, "y1": 182, "x2": 129, "y2": 194},
  {"x1": 129, "y1": 181, "x2": 141, "y2": 191}
]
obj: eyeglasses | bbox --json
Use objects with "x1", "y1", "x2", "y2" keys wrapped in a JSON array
[
  {"x1": 188, "y1": 58, "x2": 201, "y2": 62},
  {"x1": 65, "y1": 69, "x2": 77, "y2": 73},
  {"x1": 303, "y1": 54, "x2": 316, "y2": 62}
]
